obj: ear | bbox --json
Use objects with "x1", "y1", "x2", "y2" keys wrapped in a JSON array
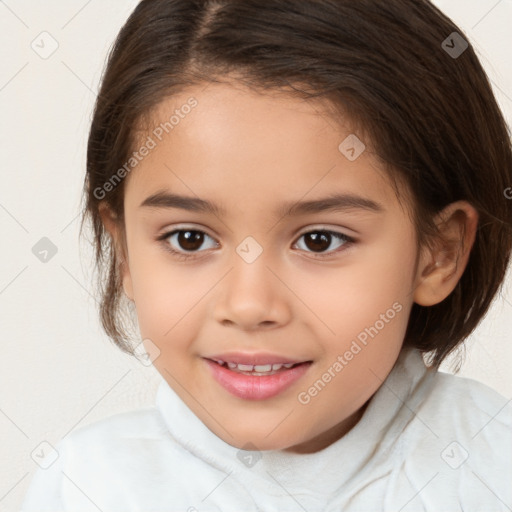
[
  {"x1": 98, "y1": 202, "x2": 134, "y2": 301},
  {"x1": 413, "y1": 201, "x2": 478, "y2": 306}
]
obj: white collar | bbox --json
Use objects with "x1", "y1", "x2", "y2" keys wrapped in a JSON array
[{"x1": 155, "y1": 347, "x2": 432, "y2": 496}]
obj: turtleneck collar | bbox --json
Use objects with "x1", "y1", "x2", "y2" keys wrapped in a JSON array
[{"x1": 155, "y1": 347, "x2": 433, "y2": 502}]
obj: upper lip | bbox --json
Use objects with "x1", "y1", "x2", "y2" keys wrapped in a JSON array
[{"x1": 205, "y1": 352, "x2": 310, "y2": 366}]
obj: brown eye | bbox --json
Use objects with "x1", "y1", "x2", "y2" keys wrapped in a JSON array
[
  {"x1": 303, "y1": 232, "x2": 331, "y2": 252},
  {"x1": 177, "y1": 230, "x2": 204, "y2": 251},
  {"x1": 161, "y1": 229, "x2": 218, "y2": 255},
  {"x1": 295, "y1": 230, "x2": 353, "y2": 255}
]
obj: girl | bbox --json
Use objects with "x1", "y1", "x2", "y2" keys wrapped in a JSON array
[{"x1": 22, "y1": 0, "x2": 512, "y2": 510}]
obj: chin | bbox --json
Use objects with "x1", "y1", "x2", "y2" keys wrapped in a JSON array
[
  {"x1": 214, "y1": 422, "x2": 299, "y2": 451},
  {"x1": 230, "y1": 434, "x2": 297, "y2": 452}
]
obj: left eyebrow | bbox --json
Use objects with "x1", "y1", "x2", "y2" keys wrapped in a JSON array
[
  {"x1": 139, "y1": 191, "x2": 384, "y2": 217},
  {"x1": 277, "y1": 193, "x2": 384, "y2": 217}
]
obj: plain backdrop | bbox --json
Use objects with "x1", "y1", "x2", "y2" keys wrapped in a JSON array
[{"x1": 1, "y1": 1, "x2": 511, "y2": 510}]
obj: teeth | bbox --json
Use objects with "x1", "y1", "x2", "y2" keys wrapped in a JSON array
[
  {"x1": 212, "y1": 359, "x2": 298, "y2": 373},
  {"x1": 254, "y1": 364, "x2": 272, "y2": 372}
]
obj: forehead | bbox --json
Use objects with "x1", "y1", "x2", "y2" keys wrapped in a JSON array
[{"x1": 124, "y1": 81, "x2": 402, "y2": 216}]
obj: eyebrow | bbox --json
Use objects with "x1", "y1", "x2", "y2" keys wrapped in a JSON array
[{"x1": 139, "y1": 190, "x2": 384, "y2": 217}]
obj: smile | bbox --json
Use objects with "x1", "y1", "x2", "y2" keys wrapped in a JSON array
[
  {"x1": 204, "y1": 357, "x2": 313, "y2": 400},
  {"x1": 211, "y1": 359, "x2": 297, "y2": 375}
]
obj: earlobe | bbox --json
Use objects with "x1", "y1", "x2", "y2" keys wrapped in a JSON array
[
  {"x1": 120, "y1": 264, "x2": 135, "y2": 302},
  {"x1": 98, "y1": 202, "x2": 134, "y2": 301},
  {"x1": 413, "y1": 201, "x2": 478, "y2": 307},
  {"x1": 98, "y1": 202, "x2": 118, "y2": 239}
]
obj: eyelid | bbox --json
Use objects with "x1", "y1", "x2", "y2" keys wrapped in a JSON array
[
  {"x1": 156, "y1": 226, "x2": 219, "y2": 261},
  {"x1": 157, "y1": 223, "x2": 218, "y2": 240},
  {"x1": 157, "y1": 224, "x2": 356, "y2": 263},
  {"x1": 294, "y1": 224, "x2": 357, "y2": 237},
  {"x1": 292, "y1": 227, "x2": 355, "y2": 255},
  {"x1": 158, "y1": 222, "x2": 356, "y2": 239}
]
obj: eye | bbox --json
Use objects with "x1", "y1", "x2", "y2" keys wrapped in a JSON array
[
  {"x1": 293, "y1": 229, "x2": 354, "y2": 256},
  {"x1": 157, "y1": 227, "x2": 354, "y2": 261},
  {"x1": 157, "y1": 228, "x2": 218, "y2": 259}
]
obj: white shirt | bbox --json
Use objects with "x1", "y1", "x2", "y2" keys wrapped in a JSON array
[{"x1": 21, "y1": 348, "x2": 512, "y2": 511}]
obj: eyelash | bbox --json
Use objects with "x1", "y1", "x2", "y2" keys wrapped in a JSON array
[{"x1": 156, "y1": 227, "x2": 356, "y2": 261}]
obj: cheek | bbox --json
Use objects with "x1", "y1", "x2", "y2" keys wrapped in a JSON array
[
  {"x1": 287, "y1": 234, "x2": 415, "y2": 370},
  {"x1": 127, "y1": 247, "x2": 210, "y2": 344},
  {"x1": 354, "y1": 223, "x2": 417, "y2": 296}
]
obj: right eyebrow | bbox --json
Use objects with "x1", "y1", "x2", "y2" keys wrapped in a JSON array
[{"x1": 139, "y1": 191, "x2": 225, "y2": 216}]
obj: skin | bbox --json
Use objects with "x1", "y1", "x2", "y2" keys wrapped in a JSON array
[{"x1": 100, "y1": 81, "x2": 478, "y2": 453}]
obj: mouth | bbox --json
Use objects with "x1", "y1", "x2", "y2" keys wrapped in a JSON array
[
  {"x1": 203, "y1": 354, "x2": 313, "y2": 400},
  {"x1": 209, "y1": 359, "x2": 304, "y2": 376}
]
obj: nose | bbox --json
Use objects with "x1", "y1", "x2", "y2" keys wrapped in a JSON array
[{"x1": 213, "y1": 254, "x2": 292, "y2": 331}]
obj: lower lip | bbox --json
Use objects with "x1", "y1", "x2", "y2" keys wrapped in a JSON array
[{"x1": 204, "y1": 359, "x2": 312, "y2": 400}]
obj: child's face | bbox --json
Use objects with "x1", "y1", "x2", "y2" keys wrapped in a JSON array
[{"x1": 116, "y1": 81, "x2": 425, "y2": 453}]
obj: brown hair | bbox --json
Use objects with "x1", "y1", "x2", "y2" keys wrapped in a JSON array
[{"x1": 80, "y1": 0, "x2": 512, "y2": 368}]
